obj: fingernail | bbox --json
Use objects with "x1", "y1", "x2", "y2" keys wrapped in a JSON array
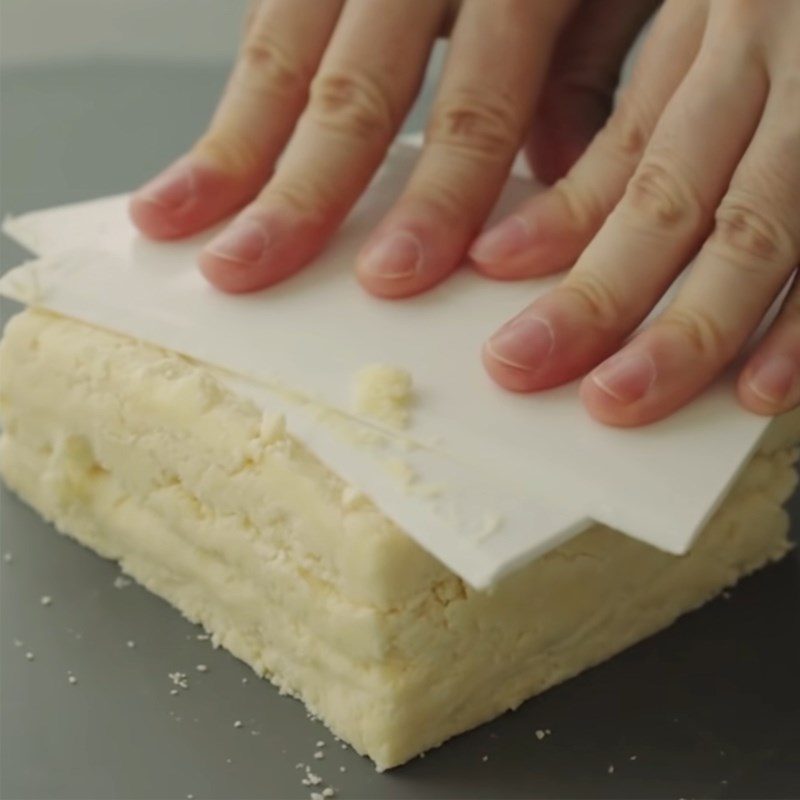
[
  {"x1": 470, "y1": 215, "x2": 532, "y2": 263},
  {"x1": 747, "y1": 355, "x2": 798, "y2": 405},
  {"x1": 206, "y1": 218, "x2": 269, "y2": 266},
  {"x1": 360, "y1": 231, "x2": 424, "y2": 279},
  {"x1": 138, "y1": 161, "x2": 195, "y2": 211},
  {"x1": 486, "y1": 314, "x2": 555, "y2": 371},
  {"x1": 591, "y1": 352, "x2": 657, "y2": 404}
]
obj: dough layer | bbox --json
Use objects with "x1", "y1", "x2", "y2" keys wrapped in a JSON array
[{"x1": 1, "y1": 310, "x2": 797, "y2": 769}]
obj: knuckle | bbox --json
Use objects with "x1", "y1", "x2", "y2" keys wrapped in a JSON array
[
  {"x1": 307, "y1": 69, "x2": 396, "y2": 141},
  {"x1": 267, "y1": 178, "x2": 336, "y2": 221},
  {"x1": 561, "y1": 273, "x2": 627, "y2": 328},
  {"x1": 426, "y1": 90, "x2": 522, "y2": 161},
  {"x1": 193, "y1": 132, "x2": 261, "y2": 176},
  {"x1": 711, "y1": 196, "x2": 792, "y2": 264},
  {"x1": 622, "y1": 158, "x2": 703, "y2": 232},
  {"x1": 239, "y1": 33, "x2": 310, "y2": 96},
  {"x1": 404, "y1": 177, "x2": 472, "y2": 227},
  {"x1": 601, "y1": 91, "x2": 649, "y2": 160},
  {"x1": 551, "y1": 175, "x2": 607, "y2": 234},
  {"x1": 660, "y1": 307, "x2": 731, "y2": 361}
]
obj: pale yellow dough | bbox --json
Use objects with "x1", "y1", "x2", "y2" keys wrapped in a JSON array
[
  {"x1": 1, "y1": 309, "x2": 798, "y2": 770},
  {"x1": 352, "y1": 363, "x2": 414, "y2": 429}
]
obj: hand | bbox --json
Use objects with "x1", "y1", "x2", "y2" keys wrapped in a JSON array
[
  {"x1": 130, "y1": 0, "x2": 654, "y2": 298},
  {"x1": 477, "y1": 0, "x2": 800, "y2": 426}
]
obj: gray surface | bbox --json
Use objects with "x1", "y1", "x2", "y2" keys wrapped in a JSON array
[{"x1": 1, "y1": 60, "x2": 799, "y2": 800}]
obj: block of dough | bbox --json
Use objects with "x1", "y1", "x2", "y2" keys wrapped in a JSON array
[{"x1": 1, "y1": 309, "x2": 797, "y2": 770}]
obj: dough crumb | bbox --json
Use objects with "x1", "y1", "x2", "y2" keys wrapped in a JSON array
[
  {"x1": 3, "y1": 552, "x2": 12, "y2": 563},
  {"x1": 113, "y1": 575, "x2": 132, "y2": 589},
  {"x1": 25, "y1": 651, "x2": 35, "y2": 661},
  {"x1": 40, "y1": 595, "x2": 52, "y2": 606},
  {"x1": 196, "y1": 664, "x2": 208, "y2": 673},
  {"x1": 304, "y1": 769, "x2": 322, "y2": 786},
  {"x1": 353, "y1": 364, "x2": 414, "y2": 429},
  {"x1": 608, "y1": 764, "x2": 615, "y2": 775},
  {"x1": 68, "y1": 673, "x2": 77, "y2": 685},
  {"x1": 126, "y1": 640, "x2": 136, "y2": 648},
  {"x1": 233, "y1": 720, "x2": 243, "y2": 729},
  {"x1": 168, "y1": 671, "x2": 189, "y2": 689}
]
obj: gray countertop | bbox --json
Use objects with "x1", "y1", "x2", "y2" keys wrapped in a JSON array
[{"x1": 1, "y1": 60, "x2": 798, "y2": 800}]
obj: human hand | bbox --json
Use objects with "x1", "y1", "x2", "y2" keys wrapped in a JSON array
[
  {"x1": 130, "y1": 0, "x2": 654, "y2": 297},
  {"x1": 477, "y1": 0, "x2": 800, "y2": 426}
]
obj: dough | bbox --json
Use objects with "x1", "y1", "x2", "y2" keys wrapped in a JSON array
[{"x1": 1, "y1": 309, "x2": 797, "y2": 769}]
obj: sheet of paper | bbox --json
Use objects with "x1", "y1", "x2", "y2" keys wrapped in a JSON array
[{"x1": 0, "y1": 142, "x2": 774, "y2": 588}]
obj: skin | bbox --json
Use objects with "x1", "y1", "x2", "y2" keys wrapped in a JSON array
[{"x1": 130, "y1": 0, "x2": 800, "y2": 427}]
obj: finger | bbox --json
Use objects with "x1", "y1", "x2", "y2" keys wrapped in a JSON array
[
  {"x1": 483, "y1": 34, "x2": 769, "y2": 395},
  {"x1": 583, "y1": 86, "x2": 800, "y2": 426},
  {"x1": 739, "y1": 273, "x2": 800, "y2": 415},
  {"x1": 355, "y1": 0, "x2": 578, "y2": 299},
  {"x1": 130, "y1": 0, "x2": 342, "y2": 240},
  {"x1": 200, "y1": 0, "x2": 446, "y2": 292},
  {"x1": 470, "y1": 0, "x2": 706, "y2": 278},
  {"x1": 527, "y1": 0, "x2": 661, "y2": 185}
]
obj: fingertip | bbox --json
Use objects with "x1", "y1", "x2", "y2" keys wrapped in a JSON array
[
  {"x1": 128, "y1": 194, "x2": 188, "y2": 240},
  {"x1": 198, "y1": 251, "x2": 265, "y2": 294},
  {"x1": 469, "y1": 215, "x2": 532, "y2": 267},
  {"x1": 199, "y1": 210, "x2": 331, "y2": 293},
  {"x1": 469, "y1": 192, "x2": 587, "y2": 280},
  {"x1": 736, "y1": 354, "x2": 800, "y2": 417},
  {"x1": 356, "y1": 229, "x2": 425, "y2": 299},
  {"x1": 580, "y1": 351, "x2": 665, "y2": 427},
  {"x1": 481, "y1": 342, "x2": 538, "y2": 393},
  {"x1": 356, "y1": 226, "x2": 461, "y2": 300},
  {"x1": 131, "y1": 157, "x2": 264, "y2": 242},
  {"x1": 129, "y1": 158, "x2": 200, "y2": 240},
  {"x1": 481, "y1": 314, "x2": 559, "y2": 393},
  {"x1": 356, "y1": 271, "x2": 429, "y2": 300},
  {"x1": 579, "y1": 374, "x2": 641, "y2": 427},
  {"x1": 736, "y1": 381, "x2": 783, "y2": 417}
]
